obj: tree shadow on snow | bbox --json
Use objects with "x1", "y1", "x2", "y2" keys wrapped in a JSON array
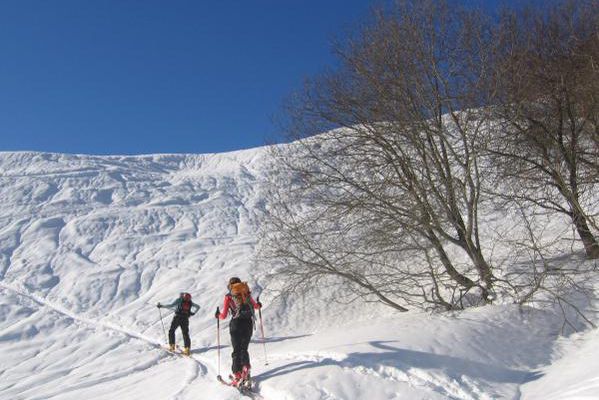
[{"x1": 255, "y1": 340, "x2": 543, "y2": 385}]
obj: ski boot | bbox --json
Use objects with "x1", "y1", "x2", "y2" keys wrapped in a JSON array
[
  {"x1": 182, "y1": 347, "x2": 190, "y2": 356},
  {"x1": 230, "y1": 371, "x2": 243, "y2": 387},
  {"x1": 168, "y1": 344, "x2": 176, "y2": 352},
  {"x1": 240, "y1": 364, "x2": 252, "y2": 389}
]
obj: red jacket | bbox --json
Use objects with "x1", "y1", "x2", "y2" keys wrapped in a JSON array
[{"x1": 218, "y1": 293, "x2": 260, "y2": 320}]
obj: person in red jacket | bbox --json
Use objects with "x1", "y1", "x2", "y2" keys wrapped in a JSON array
[{"x1": 215, "y1": 277, "x2": 262, "y2": 387}]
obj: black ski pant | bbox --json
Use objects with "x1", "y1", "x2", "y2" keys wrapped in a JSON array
[
  {"x1": 230, "y1": 318, "x2": 253, "y2": 374},
  {"x1": 169, "y1": 314, "x2": 190, "y2": 349}
]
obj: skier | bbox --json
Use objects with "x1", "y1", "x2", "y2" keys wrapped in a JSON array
[
  {"x1": 157, "y1": 292, "x2": 200, "y2": 356},
  {"x1": 215, "y1": 277, "x2": 262, "y2": 387}
]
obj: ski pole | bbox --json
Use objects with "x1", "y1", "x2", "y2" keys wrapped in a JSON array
[
  {"x1": 158, "y1": 306, "x2": 168, "y2": 344},
  {"x1": 217, "y1": 307, "x2": 222, "y2": 376},
  {"x1": 257, "y1": 296, "x2": 268, "y2": 366}
]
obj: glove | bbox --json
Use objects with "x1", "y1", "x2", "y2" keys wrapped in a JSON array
[
  {"x1": 156, "y1": 302, "x2": 162, "y2": 308},
  {"x1": 214, "y1": 309, "x2": 220, "y2": 319},
  {"x1": 256, "y1": 301, "x2": 262, "y2": 308},
  {"x1": 190, "y1": 312, "x2": 195, "y2": 316}
]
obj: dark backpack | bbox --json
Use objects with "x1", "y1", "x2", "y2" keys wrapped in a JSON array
[
  {"x1": 229, "y1": 282, "x2": 253, "y2": 320},
  {"x1": 176, "y1": 292, "x2": 192, "y2": 316}
]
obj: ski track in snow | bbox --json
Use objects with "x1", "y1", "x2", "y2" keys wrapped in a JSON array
[
  {"x1": 171, "y1": 358, "x2": 199, "y2": 400},
  {"x1": 0, "y1": 280, "x2": 263, "y2": 400},
  {"x1": 0, "y1": 281, "x2": 162, "y2": 346},
  {"x1": 28, "y1": 355, "x2": 160, "y2": 400},
  {"x1": 0, "y1": 281, "x2": 219, "y2": 398}
]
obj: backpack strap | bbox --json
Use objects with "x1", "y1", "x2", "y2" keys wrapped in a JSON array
[{"x1": 225, "y1": 293, "x2": 236, "y2": 317}]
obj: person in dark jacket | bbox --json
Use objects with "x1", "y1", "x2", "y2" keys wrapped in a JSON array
[
  {"x1": 158, "y1": 292, "x2": 200, "y2": 355},
  {"x1": 215, "y1": 277, "x2": 262, "y2": 386}
]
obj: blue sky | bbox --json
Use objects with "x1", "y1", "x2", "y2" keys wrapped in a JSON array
[{"x1": 0, "y1": 0, "x2": 532, "y2": 155}]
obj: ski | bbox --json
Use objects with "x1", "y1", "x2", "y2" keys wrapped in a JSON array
[
  {"x1": 216, "y1": 374, "x2": 233, "y2": 386},
  {"x1": 217, "y1": 375, "x2": 263, "y2": 399},
  {"x1": 161, "y1": 345, "x2": 191, "y2": 356}
]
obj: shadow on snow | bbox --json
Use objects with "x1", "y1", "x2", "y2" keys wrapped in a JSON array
[
  {"x1": 255, "y1": 340, "x2": 543, "y2": 385},
  {"x1": 251, "y1": 334, "x2": 312, "y2": 344}
]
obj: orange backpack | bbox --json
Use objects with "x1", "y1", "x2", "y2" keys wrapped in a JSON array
[{"x1": 229, "y1": 282, "x2": 253, "y2": 319}]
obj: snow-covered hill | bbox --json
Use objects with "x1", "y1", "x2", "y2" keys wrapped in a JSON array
[{"x1": 0, "y1": 149, "x2": 597, "y2": 400}]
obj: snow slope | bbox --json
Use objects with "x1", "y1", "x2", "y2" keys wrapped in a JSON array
[{"x1": 0, "y1": 149, "x2": 597, "y2": 400}]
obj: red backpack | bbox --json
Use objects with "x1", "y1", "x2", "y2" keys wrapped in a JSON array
[{"x1": 177, "y1": 292, "x2": 192, "y2": 316}]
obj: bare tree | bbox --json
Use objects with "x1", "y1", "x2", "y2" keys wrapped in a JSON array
[
  {"x1": 258, "y1": 1, "x2": 498, "y2": 310},
  {"x1": 488, "y1": 0, "x2": 599, "y2": 258},
  {"x1": 500, "y1": 201, "x2": 598, "y2": 334}
]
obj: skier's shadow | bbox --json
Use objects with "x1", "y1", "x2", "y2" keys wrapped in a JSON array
[
  {"x1": 192, "y1": 344, "x2": 230, "y2": 354},
  {"x1": 251, "y1": 334, "x2": 312, "y2": 344},
  {"x1": 192, "y1": 335, "x2": 311, "y2": 354},
  {"x1": 254, "y1": 340, "x2": 544, "y2": 385}
]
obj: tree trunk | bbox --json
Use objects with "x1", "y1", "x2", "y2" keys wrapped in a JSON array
[
  {"x1": 571, "y1": 207, "x2": 599, "y2": 259},
  {"x1": 471, "y1": 250, "x2": 494, "y2": 302},
  {"x1": 428, "y1": 230, "x2": 476, "y2": 289}
]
